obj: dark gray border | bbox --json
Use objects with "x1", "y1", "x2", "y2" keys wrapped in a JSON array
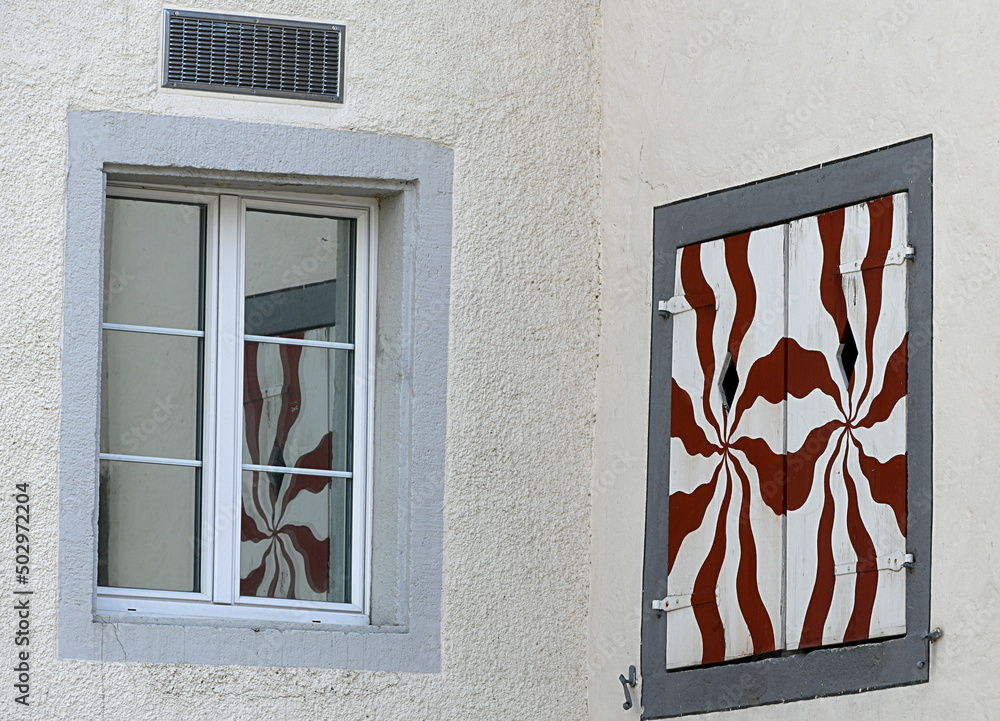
[
  {"x1": 245, "y1": 280, "x2": 338, "y2": 336},
  {"x1": 642, "y1": 136, "x2": 933, "y2": 718},
  {"x1": 61, "y1": 111, "x2": 451, "y2": 671}
]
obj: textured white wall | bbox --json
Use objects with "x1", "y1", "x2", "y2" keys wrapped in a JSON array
[
  {"x1": 0, "y1": 0, "x2": 600, "y2": 718},
  {"x1": 594, "y1": 0, "x2": 999, "y2": 718}
]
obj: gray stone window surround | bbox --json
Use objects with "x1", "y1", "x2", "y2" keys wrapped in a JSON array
[
  {"x1": 643, "y1": 137, "x2": 933, "y2": 718},
  {"x1": 61, "y1": 110, "x2": 452, "y2": 671}
]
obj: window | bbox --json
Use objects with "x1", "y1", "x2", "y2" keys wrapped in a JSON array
[
  {"x1": 97, "y1": 186, "x2": 374, "y2": 624},
  {"x1": 61, "y1": 110, "x2": 451, "y2": 671},
  {"x1": 642, "y1": 137, "x2": 932, "y2": 717}
]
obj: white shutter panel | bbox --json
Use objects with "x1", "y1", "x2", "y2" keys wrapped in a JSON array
[{"x1": 784, "y1": 194, "x2": 909, "y2": 649}]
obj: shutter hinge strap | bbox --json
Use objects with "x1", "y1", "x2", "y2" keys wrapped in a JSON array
[
  {"x1": 839, "y1": 245, "x2": 915, "y2": 274},
  {"x1": 658, "y1": 293, "x2": 716, "y2": 316},
  {"x1": 835, "y1": 552, "x2": 914, "y2": 576},
  {"x1": 651, "y1": 591, "x2": 717, "y2": 612}
]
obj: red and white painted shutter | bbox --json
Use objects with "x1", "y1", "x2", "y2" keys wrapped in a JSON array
[
  {"x1": 784, "y1": 194, "x2": 909, "y2": 649},
  {"x1": 664, "y1": 227, "x2": 786, "y2": 669},
  {"x1": 661, "y1": 194, "x2": 910, "y2": 668}
]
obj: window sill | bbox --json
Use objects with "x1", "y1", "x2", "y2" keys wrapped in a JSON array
[
  {"x1": 81, "y1": 612, "x2": 432, "y2": 671},
  {"x1": 97, "y1": 590, "x2": 369, "y2": 626}
]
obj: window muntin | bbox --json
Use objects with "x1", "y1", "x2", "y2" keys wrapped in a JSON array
[{"x1": 97, "y1": 186, "x2": 374, "y2": 624}]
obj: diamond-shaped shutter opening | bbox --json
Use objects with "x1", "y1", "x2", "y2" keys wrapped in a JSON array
[
  {"x1": 720, "y1": 353, "x2": 739, "y2": 410},
  {"x1": 838, "y1": 323, "x2": 859, "y2": 383},
  {"x1": 163, "y1": 10, "x2": 344, "y2": 102}
]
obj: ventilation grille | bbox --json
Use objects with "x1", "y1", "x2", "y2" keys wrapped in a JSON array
[{"x1": 163, "y1": 10, "x2": 344, "y2": 102}]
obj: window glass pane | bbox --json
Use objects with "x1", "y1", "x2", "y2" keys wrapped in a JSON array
[
  {"x1": 101, "y1": 330, "x2": 202, "y2": 460},
  {"x1": 244, "y1": 210, "x2": 355, "y2": 343},
  {"x1": 103, "y1": 198, "x2": 205, "y2": 330},
  {"x1": 242, "y1": 341, "x2": 352, "y2": 472},
  {"x1": 240, "y1": 471, "x2": 351, "y2": 603},
  {"x1": 98, "y1": 460, "x2": 200, "y2": 592}
]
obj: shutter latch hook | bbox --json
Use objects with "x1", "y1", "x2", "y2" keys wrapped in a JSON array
[{"x1": 619, "y1": 665, "x2": 637, "y2": 710}]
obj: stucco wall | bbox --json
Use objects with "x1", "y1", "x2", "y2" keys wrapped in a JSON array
[
  {"x1": 594, "y1": 0, "x2": 997, "y2": 719},
  {"x1": 0, "y1": 0, "x2": 600, "y2": 718}
]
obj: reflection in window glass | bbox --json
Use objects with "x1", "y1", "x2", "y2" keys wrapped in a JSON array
[
  {"x1": 240, "y1": 471, "x2": 351, "y2": 603},
  {"x1": 242, "y1": 342, "x2": 353, "y2": 473},
  {"x1": 244, "y1": 210, "x2": 355, "y2": 343},
  {"x1": 239, "y1": 208, "x2": 356, "y2": 606}
]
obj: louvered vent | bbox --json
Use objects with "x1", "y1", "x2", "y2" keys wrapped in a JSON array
[{"x1": 163, "y1": 10, "x2": 344, "y2": 103}]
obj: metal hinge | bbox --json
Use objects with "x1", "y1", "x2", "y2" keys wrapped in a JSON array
[
  {"x1": 651, "y1": 591, "x2": 717, "y2": 612},
  {"x1": 834, "y1": 552, "x2": 914, "y2": 576},
  {"x1": 839, "y1": 245, "x2": 915, "y2": 274},
  {"x1": 657, "y1": 292, "x2": 716, "y2": 317}
]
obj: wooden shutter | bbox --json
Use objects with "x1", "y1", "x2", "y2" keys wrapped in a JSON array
[
  {"x1": 784, "y1": 194, "x2": 909, "y2": 649},
  {"x1": 661, "y1": 194, "x2": 909, "y2": 669},
  {"x1": 664, "y1": 226, "x2": 786, "y2": 669}
]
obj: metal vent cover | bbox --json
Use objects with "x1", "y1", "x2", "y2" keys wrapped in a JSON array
[{"x1": 162, "y1": 10, "x2": 344, "y2": 103}]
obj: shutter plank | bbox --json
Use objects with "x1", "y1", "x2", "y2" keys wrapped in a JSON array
[
  {"x1": 785, "y1": 194, "x2": 908, "y2": 649},
  {"x1": 664, "y1": 226, "x2": 786, "y2": 669}
]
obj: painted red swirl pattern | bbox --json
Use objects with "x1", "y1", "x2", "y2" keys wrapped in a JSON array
[
  {"x1": 785, "y1": 195, "x2": 908, "y2": 650},
  {"x1": 665, "y1": 194, "x2": 908, "y2": 668}
]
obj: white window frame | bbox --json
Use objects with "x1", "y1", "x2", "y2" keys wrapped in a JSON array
[{"x1": 96, "y1": 183, "x2": 378, "y2": 626}]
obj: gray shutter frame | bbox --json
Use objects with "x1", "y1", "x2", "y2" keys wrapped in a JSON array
[{"x1": 641, "y1": 136, "x2": 934, "y2": 719}]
